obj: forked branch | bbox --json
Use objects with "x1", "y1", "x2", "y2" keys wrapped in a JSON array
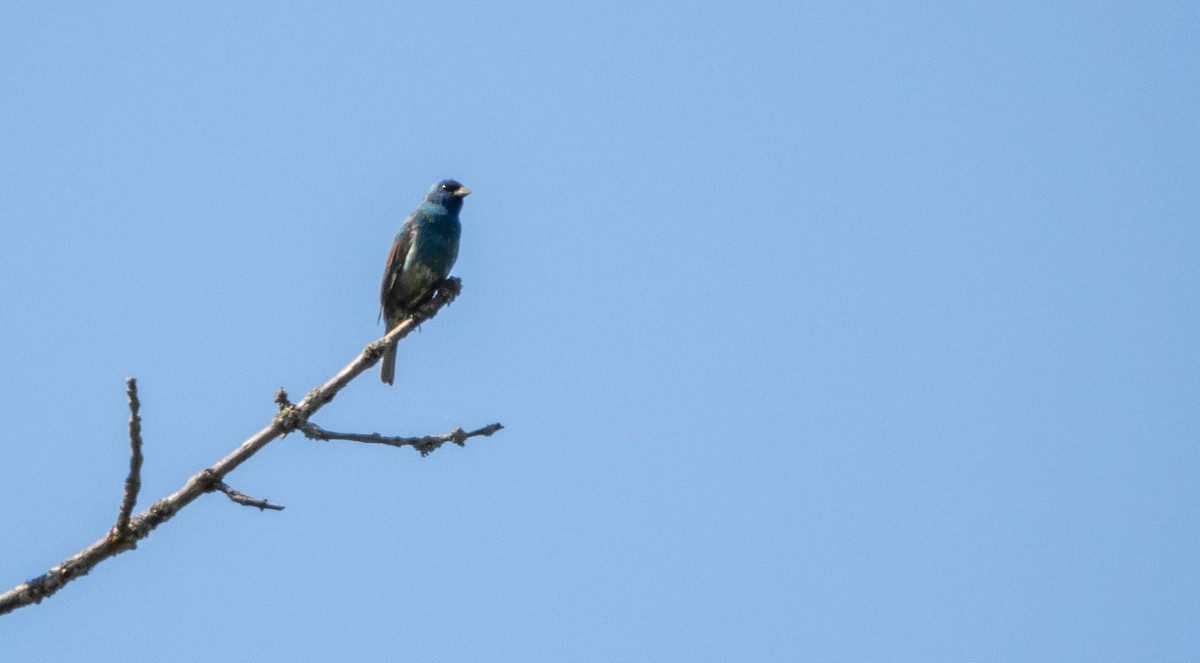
[{"x1": 0, "y1": 278, "x2": 501, "y2": 616}]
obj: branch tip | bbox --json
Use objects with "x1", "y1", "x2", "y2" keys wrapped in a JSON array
[
  {"x1": 298, "y1": 420, "x2": 503, "y2": 456},
  {"x1": 113, "y1": 378, "x2": 144, "y2": 536},
  {"x1": 209, "y1": 480, "x2": 285, "y2": 512}
]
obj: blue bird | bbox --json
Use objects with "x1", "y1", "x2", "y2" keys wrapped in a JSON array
[{"x1": 379, "y1": 179, "x2": 469, "y2": 385}]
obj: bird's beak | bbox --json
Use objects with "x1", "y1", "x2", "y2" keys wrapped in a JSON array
[{"x1": 453, "y1": 186, "x2": 471, "y2": 197}]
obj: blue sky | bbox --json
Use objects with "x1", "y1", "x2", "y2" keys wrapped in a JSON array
[{"x1": 2, "y1": 2, "x2": 1197, "y2": 660}]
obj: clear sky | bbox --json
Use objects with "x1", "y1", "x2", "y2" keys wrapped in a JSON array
[{"x1": 2, "y1": 2, "x2": 1197, "y2": 660}]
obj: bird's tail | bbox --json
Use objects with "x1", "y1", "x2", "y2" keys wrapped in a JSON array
[{"x1": 380, "y1": 344, "x2": 397, "y2": 385}]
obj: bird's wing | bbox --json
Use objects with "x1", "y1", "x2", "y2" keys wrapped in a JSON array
[{"x1": 380, "y1": 216, "x2": 417, "y2": 311}]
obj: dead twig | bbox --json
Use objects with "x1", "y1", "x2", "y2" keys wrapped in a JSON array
[
  {"x1": 203, "y1": 472, "x2": 285, "y2": 511},
  {"x1": 298, "y1": 421, "x2": 505, "y2": 456},
  {"x1": 112, "y1": 378, "x2": 144, "y2": 537}
]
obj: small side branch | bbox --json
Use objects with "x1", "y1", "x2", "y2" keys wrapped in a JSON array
[
  {"x1": 207, "y1": 475, "x2": 285, "y2": 511},
  {"x1": 299, "y1": 421, "x2": 504, "y2": 456},
  {"x1": 112, "y1": 378, "x2": 144, "y2": 536}
]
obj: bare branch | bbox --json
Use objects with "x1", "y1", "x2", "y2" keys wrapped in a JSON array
[
  {"x1": 299, "y1": 421, "x2": 505, "y2": 456},
  {"x1": 206, "y1": 474, "x2": 285, "y2": 511},
  {"x1": 112, "y1": 377, "x2": 144, "y2": 536},
  {"x1": 0, "y1": 278, "x2": 498, "y2": 616}
]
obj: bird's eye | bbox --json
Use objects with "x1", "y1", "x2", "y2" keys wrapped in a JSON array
[{"x1": 440, "y1": 183, "x2": 453, "y2": 192}]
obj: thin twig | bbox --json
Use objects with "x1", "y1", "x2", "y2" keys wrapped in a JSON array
[
  {"x1": 207, "y1": 475, "x2": 285, "y2": 511},
  {"x1": 112, "y1": 377, "x2": 143, "y2": 536},
  {"x1": 0, "y1": 278, "x2": 493, "y2": 616},
  {"x1": 299, "y1": 421, "x2": 505, "y2": 456}
]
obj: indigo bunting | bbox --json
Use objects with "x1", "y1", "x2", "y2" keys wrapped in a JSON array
[{"x1": 379, "y1": 179, "x2": 469, "y2": 385}]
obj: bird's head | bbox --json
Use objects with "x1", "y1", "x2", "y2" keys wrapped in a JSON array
[{"x1": 425, "y1": 179, "x2": 471, "y2": 212}]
